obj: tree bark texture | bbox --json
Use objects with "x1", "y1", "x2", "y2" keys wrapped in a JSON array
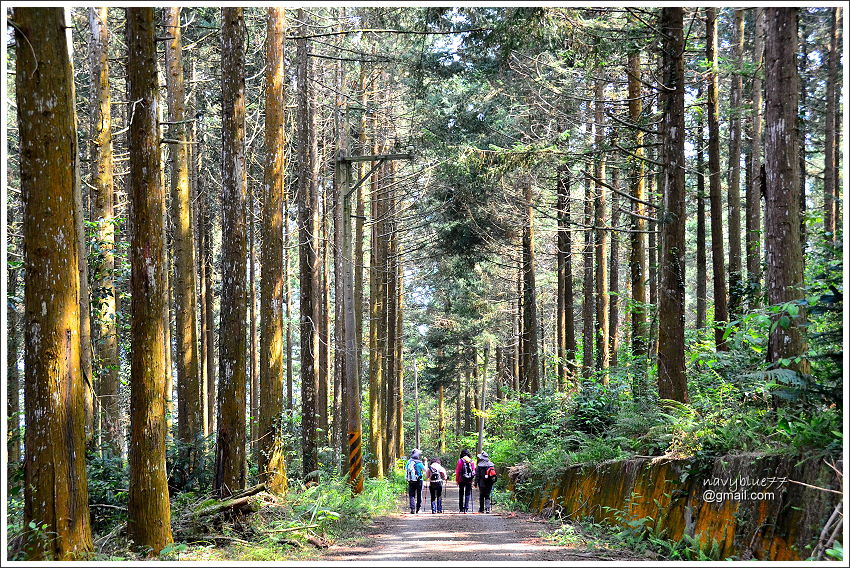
[
  {"x1": 17, "y1": 8, "x2": 94, "y2": 557},
  {"x1": 657, "y1": 7, "x2": 688, "y2": 403},
  {"x1": 164, "y1": 6, "x2": 202, "y2": 474},
  {"x1": 215, "y1": 7, "x2": 248, "y2": 497},
  {"x1": 706, "y1": 8, "x2": 730, "y2": 351},
  {"x1": 126, "y1": 6, "x2": 173, "y2": 553},
  {"x1": 764, "y1": 8, "x2": 807, "y2": 368},
  {"x1": 89, "y1": 6, "x2": 121, "y2": 458},
  {"x1": 258, "y1": 7, "x2": 288, "y2": 492}
]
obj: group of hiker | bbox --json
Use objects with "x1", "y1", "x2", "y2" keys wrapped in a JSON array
[{"x1": 405, "y1": 448, "x2": 498, "y2": 515}]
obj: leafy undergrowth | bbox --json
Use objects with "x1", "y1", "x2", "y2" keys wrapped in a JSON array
[
  {"x1": 538, "y1": 514, "x2": 730, "y2": 562},
  {"x1": 71, "y1": 470, "x2": 404, "y2": 561}
]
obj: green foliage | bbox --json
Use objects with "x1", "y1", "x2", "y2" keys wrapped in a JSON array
[
  {"x1": 825, "y1": 541, "x2": 843, "y2": 561},
  {"x1": 86, "y1": 454, "x2": 129, "y2": 532}
]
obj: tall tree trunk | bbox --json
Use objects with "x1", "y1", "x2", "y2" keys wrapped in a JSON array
[
  {"x1": 438, "y1": 383, "x2": 445, "y2": 453},
  {"x1": 608, "y1": 167, "x2": 620, "y2": 368},
  {"x1": 593, "y1": 80, "x2": 609, "y2": 377},
  {"x1": 627, "y1": 50, "x2": 649, "y2": 395},
  {"x1": 296, "y1": 10, "x2": 321, "y2": 480},
  {"x1": 125, "y1": 6, "x2": 173, "y2": 553},
  {"x1": 72, "y1": 40, "x2": 96, "y2": 446},
  {"x1": 765, "y1": 8, "x2": 807, "y2": 369},
  {"x1": 798, "y1": 27, "x2": 809, "y2": 261},
  {"x1": 7, "y1": 235, "x2": 21, "y2": 469},
  {"x1": 556, "y1": 167, "x2": 576, "y2": 388},
  {"x1": 727, "y1": 8, "x2": 745, "y2": 317},
  {"x1": 285, "y1": 191, "x2": 293, "y2": 414},
  {"x1": 159, "y1": 80, "x2": 175, "y2": 438},
  {"x1": 395, "y1": 249, "x2": 405, "y2": 459},
  {"x1": 515, "y1": 258, "x2": 524, "y2": 386},
  {"x1": 215, "y1": 7, "x2": 248, "y2": 497},
  {"x1": 164, "y1": 6, "x2": 202, "y2": 476},
  {"x1": 17, "y1": 9, "x2": 95, "y2": 556},
  {"x1": 318, "y1": 193, "x2": 330, "y2": 442},
  {"x1": 476, "y1": 345, "x2": 488, "y2": 454},
  {"x1": 657, "y1": 7, "x2": 688, "y2": 403},
  {"x1": 384, "y1": 176, "x2": 399, "y2": 472},
  {"x1": 368, "y1": 189, "x2": 385, "y2": 472},
  {"x1": 823, "y1": 7, "x2": 841, "y2": 243},
  {"x1": 258, "y1": 7, "x2": 288, "y2": 492},
  {"x1": 581, "y1": 168, "x2": 595, "y2": 380},
  {"x1": 747, "y1": 7, "x2": 765, "y2": 290},
  {"x1": 706, "y1": 8, "x2": 730, "y2": 351},
  {"x1": 696, "y1": 107, "x2": 708, "y2": 331},
  {"x1": 249, "y1": 204, "x2": 259, "y2": 462},
  {"x1": 521, "y1": 182, "x2": 540, "y2": 392},
  {"x1": 190, "y1": 59, "x2": 209, "y2": 437},
  {"x1": 203, "y1": 143, "x2": 216, "y2": 435},
  {"x1": 89, "y1": 6, "x2": 121, "y2": 458}
]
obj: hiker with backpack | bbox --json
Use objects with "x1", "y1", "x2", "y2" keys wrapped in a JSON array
[
  {"x1": 473, "y1": 451, "x2": 498, "y2": 514},
  {"x1": 405, "y1": 448, "x2": 426, "y2": 514},
  {"x1": 455, "y1": 448, "x2": 476, "y2": 513},
  {"x1": 427, "y1": 457, "x2": 447, "y2": 513}
]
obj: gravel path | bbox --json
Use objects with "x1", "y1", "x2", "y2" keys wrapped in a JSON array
[{"x1": 324, "y1": 482, "x2": 639, "y2": 561}]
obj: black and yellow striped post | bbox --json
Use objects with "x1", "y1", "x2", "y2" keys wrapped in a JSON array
[{"x1": 347, "y1": 429, "x2": 364, "y2": 493}]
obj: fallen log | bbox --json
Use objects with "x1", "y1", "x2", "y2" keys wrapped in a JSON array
[
  {"x1": 266, "y1": 524, "x2": 319, "y2": 534},
  {"x1": 195, "y1": 483, "x2": 267, "y2": 517}
]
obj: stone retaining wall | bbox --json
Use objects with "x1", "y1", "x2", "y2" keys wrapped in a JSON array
[{"x1": 508, "y1": 453, "x2": 842, "y2": 560}]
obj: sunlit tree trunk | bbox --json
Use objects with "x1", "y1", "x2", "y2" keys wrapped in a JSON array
[
  {"x1": 164, "y1": 6, "x2": 202, "y2": 475},
  {"x1": 125, "y1": 6, "x2": 173, "y2": 553},
  {"x1": 89, "y1": 6, "x2": 121, "y2": 458},
  {"x1": 17, "y1": 8, "x2": 94, "y2": 558},
  {"x1": 657, "y1": 7, "x2": 688, "y2": 403},
  {"x1": 258, "y1": 7, "x2": 288, "y2": 492},
  {"x1": 215, "y1": 7, "x2": 248, "y2": 497}
]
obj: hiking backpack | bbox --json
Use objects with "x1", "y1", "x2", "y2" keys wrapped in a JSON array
[
  {"x1": 461, "y1": 459, "x2": 475, "y2": 481},
  {"x1": 405, "y1": 459, "x2": 421, "y2": 481},
  {"x1": 430, "y1": 465, "x2": 442, "y2": 483},
  {"x1": 484, "y1": 466, "x2": 498, "y2": 481}
]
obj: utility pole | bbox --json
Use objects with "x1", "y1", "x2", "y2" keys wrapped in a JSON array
[{"x1": 337, "y1": 125, "x2": 411, "y2": 492}]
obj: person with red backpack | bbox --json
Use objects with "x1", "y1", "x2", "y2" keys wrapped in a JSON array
[
  {"x1": 473, "y1": 451, "x2": 498, "y2": 514},
  {"x1": 455, "y1": 448, "x2": 476, "y2": 513}
]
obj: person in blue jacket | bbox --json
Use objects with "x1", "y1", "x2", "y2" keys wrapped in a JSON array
[{"x1": 405, "y1": 448, "x2": 426, "y2": 514}]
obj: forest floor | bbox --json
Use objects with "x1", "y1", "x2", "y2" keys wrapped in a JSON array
[{"x1": 323, "y1": 481, "x2": 642, "y2": 561}]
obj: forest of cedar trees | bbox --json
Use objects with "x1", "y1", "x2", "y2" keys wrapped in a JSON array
[{"x1": 3, "y1": 4, "x2": 845, "y2": 562}]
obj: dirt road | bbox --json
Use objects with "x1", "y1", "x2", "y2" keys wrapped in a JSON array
[{"x1": 324, "y1": 482, "x2": 638, "y2": 561}]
